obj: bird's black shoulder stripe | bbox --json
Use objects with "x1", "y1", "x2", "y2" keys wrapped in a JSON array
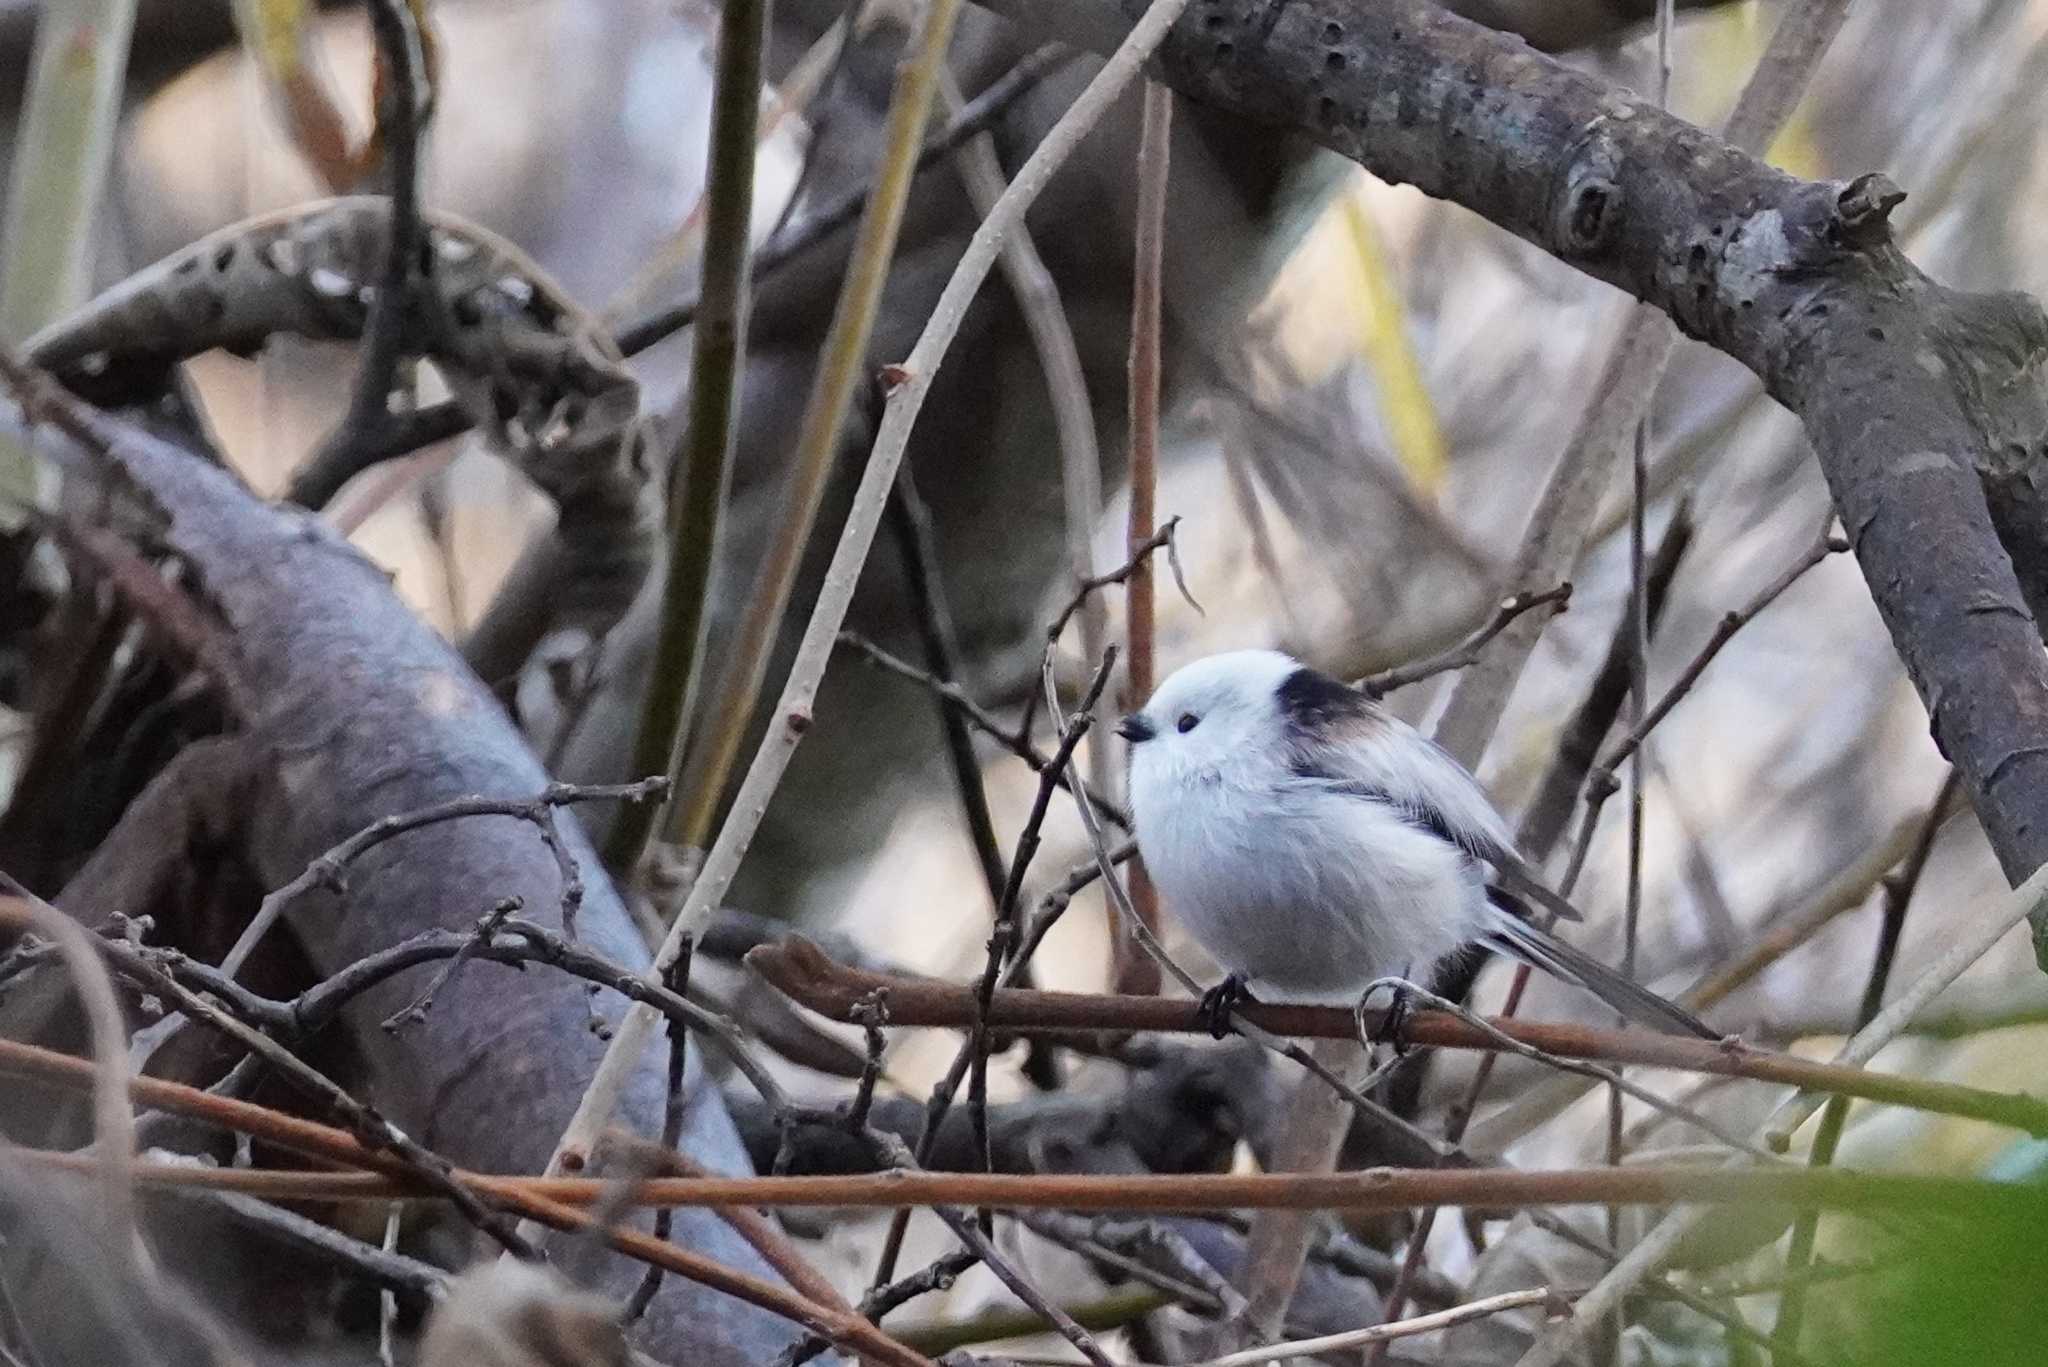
[
  {"x1": 1276, "y1": 666, "x2": 1373, "y2": 735},
  {"x1": 1279, "y1": 670, "x2": 1492, "y2": 859}
]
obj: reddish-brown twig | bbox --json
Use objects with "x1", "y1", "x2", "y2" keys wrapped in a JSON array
[
  {"x1": 745, "y1": 936, "x2": 2048, "y2": 1136},
  {"x1": 1117, "y1": 76, "x2": 1173, "y2": 999},
  {"x1": 11, "y1": 1145, "x2": 2047, "y2": 1225}
]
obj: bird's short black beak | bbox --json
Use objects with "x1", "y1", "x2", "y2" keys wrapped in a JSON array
[{"x1": 1116, "y1": 714, "x2": 1154, "y2": 743}]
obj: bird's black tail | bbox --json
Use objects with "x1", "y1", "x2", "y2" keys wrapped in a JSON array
[{"x1": 1480, "y1": 910, "x2": 1716, "y2": 1039}]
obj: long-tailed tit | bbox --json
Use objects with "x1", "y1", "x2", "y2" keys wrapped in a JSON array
[{"x1": 1117, "y1": 649, "x2": 1714, "y2": 1038}]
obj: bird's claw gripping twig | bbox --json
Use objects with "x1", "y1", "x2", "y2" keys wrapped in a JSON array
[
  {"x1": 1196, "y1": 973, "x2": 1256, "y2": 1040},
  {"x1": 1360, "y1": 978, "x2": 1419, "y2": 1055}
]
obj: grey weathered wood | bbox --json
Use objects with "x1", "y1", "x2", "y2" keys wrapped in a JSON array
[{"x1": 12, "y1": 393, "x2": 794, "y2": 1362}]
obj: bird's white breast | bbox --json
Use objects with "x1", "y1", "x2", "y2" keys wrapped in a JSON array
[{"x1": 1130, "y1": 756, "x2": 1490, "y2": 1003}]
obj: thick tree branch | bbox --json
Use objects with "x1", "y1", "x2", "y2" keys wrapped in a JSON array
[{"x1": 0, "y1": 358, "x2": 792, "y2": 1361}]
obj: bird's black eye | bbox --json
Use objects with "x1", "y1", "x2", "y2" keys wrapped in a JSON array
[{"x1": 1176, "y1": 712, "x2": 1200, "y2": 734}]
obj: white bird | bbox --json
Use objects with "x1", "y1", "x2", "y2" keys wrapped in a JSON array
[{"x1": 1117, "y1": 649, "x2": 1713, "y2": 1038}]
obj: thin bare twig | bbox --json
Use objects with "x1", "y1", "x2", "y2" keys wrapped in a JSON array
[
  {"x1": 844, "y1": 993, "x2": 891, "y2": 1144},
  {"x1": 623, "y1": 944, "x2": 696, "y2": 1322},
  {"x1": 996, "y1": 648, "x2": 1117, "y2": 937},
  {"x1": 293, "y1": 0, "x2": 432, "y2": 506},
  {"x1": 1609, "y1": 185, "x2": 1664, "y2": 1321},
  {"x1": 17, "y1": 1148, "x2": 2048, "y2": 1223},
  {"x1": 888, "y1": 468, "x2": 1009, "y2": 914},
  {"x1": 1354, "y1": 979, "x2": 1776, "y2": 1160},
  {"x1": 1356, "y1": 583, "x2": 1572, "y2": 699},
  {"x1": 377, "y1": 1202, "x2": 402, "y2": 1366},
  {"x1": 1017, "y1": 1211, "x2": 1245, "y2": 1319},
  {"x1": 1007, "y1": 839, "x2": 1138, "y2": 973},
  {"x1": 1518, "y1": 504, "x2": 1693, "y2": 857},
  {"x1": 1186, "y1": 1286, "x2": 1565, "y2": 1367},
  {"x1": 1119, "y1": 76, "x2": 1174, "y2": 998},
  {"x1": 1042, "y1": 515, "x2": 1198, "y2": 655},
  {"x1": 380, "y1": 895, "x2": 523, "y2": 1032},
  {"x1": 970, "y1": 650, "x2": 1118, "y2": 1220},
  {"x1": 1597, "y1": 522, "x2": 1849, "y2": 777},
  {"x1": 170, "y1": 1184, "x2": 446, "y2": 1306},
  {"x1": 1857, "y1": 772, "x2": 1962, "y2": 1027},
  {"x1": 783, "y1": 1250, "x2": 977, "y2": 1367},
  {"x1": 867, "y1": 1253, "x2": 982, "y2": 1323},
  {"x1": 223, "y1": 777, "x2": 667, "y2": 979},
  {"x1": 835, "y1": 628, "x2": 1132, "y2": 836},
  {"x1": 838, "y1": 632, "x2": 1038, "y2": 764},
  {"x1": 933, "y1": 1202, "x2": 1116, "y2": 1367}
]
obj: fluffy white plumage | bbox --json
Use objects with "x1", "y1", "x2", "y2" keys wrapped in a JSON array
[{"x1": 1120, "y1": 649, "x2": 1711, "y2": 1036}]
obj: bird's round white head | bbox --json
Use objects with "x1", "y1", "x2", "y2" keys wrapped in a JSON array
[{"x1": 1117, "y1": 649, "x2": 1304, "y2": 786}]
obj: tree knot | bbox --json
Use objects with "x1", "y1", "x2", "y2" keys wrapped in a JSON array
[
  {"x1": 1832, "y1": 173, "x2": 1907, "y2": 248},
  {"x1": 1554, "y1": 122, "x2": 1626, "y2": 258}
]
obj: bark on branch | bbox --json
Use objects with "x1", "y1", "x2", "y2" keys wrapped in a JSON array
[{"x1": 983, "y1": 0, "x2": 2048, "y2": 943}]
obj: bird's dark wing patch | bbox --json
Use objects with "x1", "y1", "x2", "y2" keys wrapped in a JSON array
[{"x1": 1276, "y1": 666, "x2": 1376, "y2": 736}]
